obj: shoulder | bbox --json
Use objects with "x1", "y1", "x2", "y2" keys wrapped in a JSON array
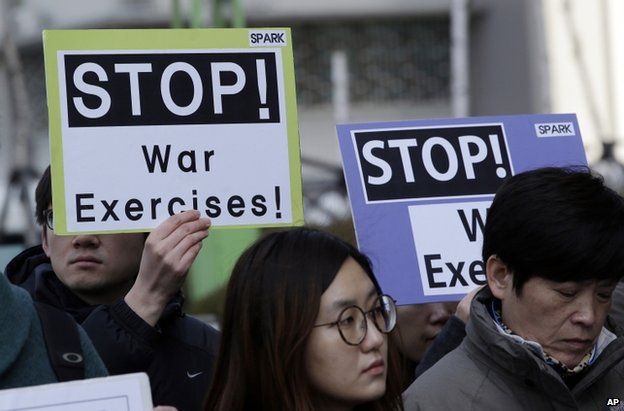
[
  {"x1": 404, "y1": 344, "x2": 488, "y2": 410},
  {"x1": 579, "y1": 337, "x2": 624, "y2": 395},
  {"x1": 164, "y1": 314, "x2": 220, "y2": 354},
  {"x1": 1, "y1": 275, "x2": 37, "y2": 333}
]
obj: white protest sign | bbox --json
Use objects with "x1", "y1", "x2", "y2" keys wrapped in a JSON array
[
  {"x1": 0, "y1": 373, "x2": 152, "y2": 411},
  {"x1": 409, "y1": 201, "x2": 489, "y2": 296},
  {"x1": 43, "y1": 29, "x2": 303, "y2": 235}
]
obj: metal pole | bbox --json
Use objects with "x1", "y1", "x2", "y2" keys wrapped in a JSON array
[
  {"x1": 0, "y1": 0, "x2": 37, "y2": 245},
  {"x1": 601, "y1": 0, "x2": 616, "y2": 143},
  {"x1": 331, "y1": 50, "x2": 349, "y2": 123},
  {"x1": 451, "y1": 0, "x2": 470, "y2": 117}
]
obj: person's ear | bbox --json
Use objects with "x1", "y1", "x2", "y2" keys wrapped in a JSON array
[
  {"x1": 486, "y1": 255, "x2": 512, "y2": 300},
  {"x1": 41, "y1": 227, "x2": 51, "y2": 257}
]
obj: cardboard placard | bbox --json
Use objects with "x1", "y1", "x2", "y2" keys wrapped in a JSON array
[
  {"x1": 337, "y1": 114, "x2": 587, "y2": 304},
  {"x1": 0, "y1": 373, "x2": 152, "y2": 411},
  {"x1": 43, "y1": 29, "x2": 303, "y2": 234}
]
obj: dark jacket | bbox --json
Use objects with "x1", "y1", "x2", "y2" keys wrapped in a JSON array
[
  {"x1": 403, "y1": 287, "x2": 624, "y2": 410},
  {"x1": 610, "y1": 281, "x2": 624, "y2": 328},
  {"x1": 0, "y1": 271, "x2": 107, "y2": 388},
  {"x1": 413, "y1": 314, "x2": 466, "y2": 379},
  {"x1": 412, "y1": 287, "x2": 624, "y2": 381},
  {"x1": 5, "y1": 245, "x2": 220, "y2": 411}
]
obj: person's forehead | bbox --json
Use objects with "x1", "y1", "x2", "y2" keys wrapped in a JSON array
[
  {"x1": 532, "y1": 276, "x2": 617, "y2": 288},
  {"x1": 398, "y1": 301, "x2": 455, "y2": 315},
  {"x1": 319, "y1": 258, "x2": 377, "y2": 311}
]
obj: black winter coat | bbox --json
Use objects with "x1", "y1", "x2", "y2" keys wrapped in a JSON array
[{"x1": 5, "y1": 245, "x2": 220, "y2": 411}]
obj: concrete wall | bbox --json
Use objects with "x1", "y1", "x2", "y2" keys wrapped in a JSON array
[
  {"x1": 541, "y1": 0, "x2": 624, "y2": 164},
  {"x1": 469, "y1": 0, "x2": 543, "y2": 116}
]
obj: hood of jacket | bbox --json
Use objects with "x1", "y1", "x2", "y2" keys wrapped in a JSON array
[{"x1": 4, "y1": 245, "x2": 185, "y2": 324}]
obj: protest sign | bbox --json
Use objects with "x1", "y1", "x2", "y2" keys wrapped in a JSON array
[
  {"x1": 0, "y1": 373, "x2": 151, "y2": 411},
  {"x1": 43, "y1": 29, "x2": 303, "y2": 234},
  {"x1": 337, "y1": 114, "x2": 587, "y2": 304}
]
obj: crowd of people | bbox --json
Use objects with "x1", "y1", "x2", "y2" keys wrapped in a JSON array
[{"x1": 2, "y1": 165, "x2": 624, "y2": 411}]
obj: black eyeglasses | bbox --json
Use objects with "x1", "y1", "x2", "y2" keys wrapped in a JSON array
[
  {"x1": 313, "y1": 294, "x2": 397, "y2": 346},
  {"x1": 43, "y1": 209, "x2": 54, "y2": 231}
]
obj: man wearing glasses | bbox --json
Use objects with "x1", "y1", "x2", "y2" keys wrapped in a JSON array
[{"x1": 4, "y1": 166, "x2": 219, "y2": 411}]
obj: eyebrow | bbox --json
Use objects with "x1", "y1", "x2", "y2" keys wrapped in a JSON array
[
  {"x1": 597, "y1": 280, "x2": 618, "y2": 287},
  {"x1": 331, "y1": 287, "x2": 378, "y2": 311}
]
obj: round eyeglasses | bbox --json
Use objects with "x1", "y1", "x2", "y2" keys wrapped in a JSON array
[
  {"x1": 43, "y1": 209, "x2": 54, "y2": 231},
  {"x1": 313, "y1": 294, "x2": 397, "y2": 346}
]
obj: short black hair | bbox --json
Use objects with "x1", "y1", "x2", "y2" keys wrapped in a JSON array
[
  {"x1": 482, "y1": 166, "x2": 624, "y2": 294},
  {"x1": 35, "y1": 165, "x2": 52, "y2": 226}
]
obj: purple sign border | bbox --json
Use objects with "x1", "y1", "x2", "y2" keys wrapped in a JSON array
[{"x1": 337, "y1": 113, "x2": 587, "y2": 305}]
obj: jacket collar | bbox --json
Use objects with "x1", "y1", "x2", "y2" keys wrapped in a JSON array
[
  {"x1": 4, "y1": 244, "x2": 185, "y2": 324},
  {"x1": 465, "y1": 287, "x2": 624, "y2": 395}
]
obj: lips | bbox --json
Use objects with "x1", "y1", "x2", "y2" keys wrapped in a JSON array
[
  {"x1": 362, "y1": 359, "x2": 385, "y2": 376},
  {"x1": 424, "y1": 334, "x2": 437, "y2": 343},
  {"x1": 69, "y1": 255, "x2": 103, "y2": 265},
  {"x1": 559, "y1": 338, "x2": 593, "y2": 352}
]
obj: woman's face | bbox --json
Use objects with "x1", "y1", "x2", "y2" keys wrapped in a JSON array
[{"x1": 305, "y1": 257, "x2": 388, "y2": 409}]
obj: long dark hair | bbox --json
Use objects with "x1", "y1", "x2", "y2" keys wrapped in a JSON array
[{"x1": 204, "y1": 227, "x2": 403, "y2": 411}]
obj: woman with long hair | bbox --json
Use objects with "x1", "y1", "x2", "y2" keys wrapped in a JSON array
[{"x1": 204, "y1": 227, "x2": 404, "y2": 411}]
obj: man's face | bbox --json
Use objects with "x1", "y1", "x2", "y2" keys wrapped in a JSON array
[
  {"x1": 42, "y1": 225, "x2": 145, "y2": 305},
  {"x1": 498, "y1": 276, "x2": 616, "y2": 368}
]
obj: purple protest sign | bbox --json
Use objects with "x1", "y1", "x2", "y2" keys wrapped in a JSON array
[{"x1": 337, "y1": 114, "x2": 587, "y2": 304}]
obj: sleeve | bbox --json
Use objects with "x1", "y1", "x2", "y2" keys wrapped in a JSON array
[
  {"x1": 413, "y1": 314, "x2": 466, "y2": 379},
  {"x1": 79, "y1": 298, "x2": 161, "y2": 375}
]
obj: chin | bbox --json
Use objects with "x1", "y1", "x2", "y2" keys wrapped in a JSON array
[
  {"x1": 561, "y1": 355, "x2": 586, "y2": 369},
  {"x1": 358, "y1": 380, "x2": 386, "y2": 402},
  {"x1": 551, "y1": 350, "x2": 586, "y2": 369}
]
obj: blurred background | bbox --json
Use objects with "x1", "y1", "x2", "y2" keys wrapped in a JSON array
[{"x1": 0, "y1": 0, "x2": 623, "y2": 323}]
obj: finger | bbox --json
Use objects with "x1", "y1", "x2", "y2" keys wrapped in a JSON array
[
  {"x1": 149, "y1": 210, "x2": 202, "y2": 241},
  {"x1": 177, "y1": 242, "x2": 204, "y2": 273},
  {"x1": 168, "y1": 227, "x2": 210, "y2": 263},
  {"x1": 149, "y1": 216, "x2": 209, "y2": 255},
  {"x1": 157, "y1": 217, "x2": 210, "y2": 253},
  {"x1": 152, "y1": 224, "x2": 209, "y2": 273}
]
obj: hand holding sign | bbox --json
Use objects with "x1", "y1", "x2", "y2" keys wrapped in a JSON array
[{"x1": 125, "y1": 210, "x2": 210, "y2": 326}]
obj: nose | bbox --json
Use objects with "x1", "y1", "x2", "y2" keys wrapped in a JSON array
[
  {"x1": 360, "y1": 315, "x2": 385, "y2": 352},
  {"x1": 570, "y1": 296, "x2": 598, "y2": 328},
  {"x1": 71, "y1": 235, "x2": 101, "y2": 248},
  {"x1": 428, "y1": 303, "x2": 452, "y2": 326}
]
